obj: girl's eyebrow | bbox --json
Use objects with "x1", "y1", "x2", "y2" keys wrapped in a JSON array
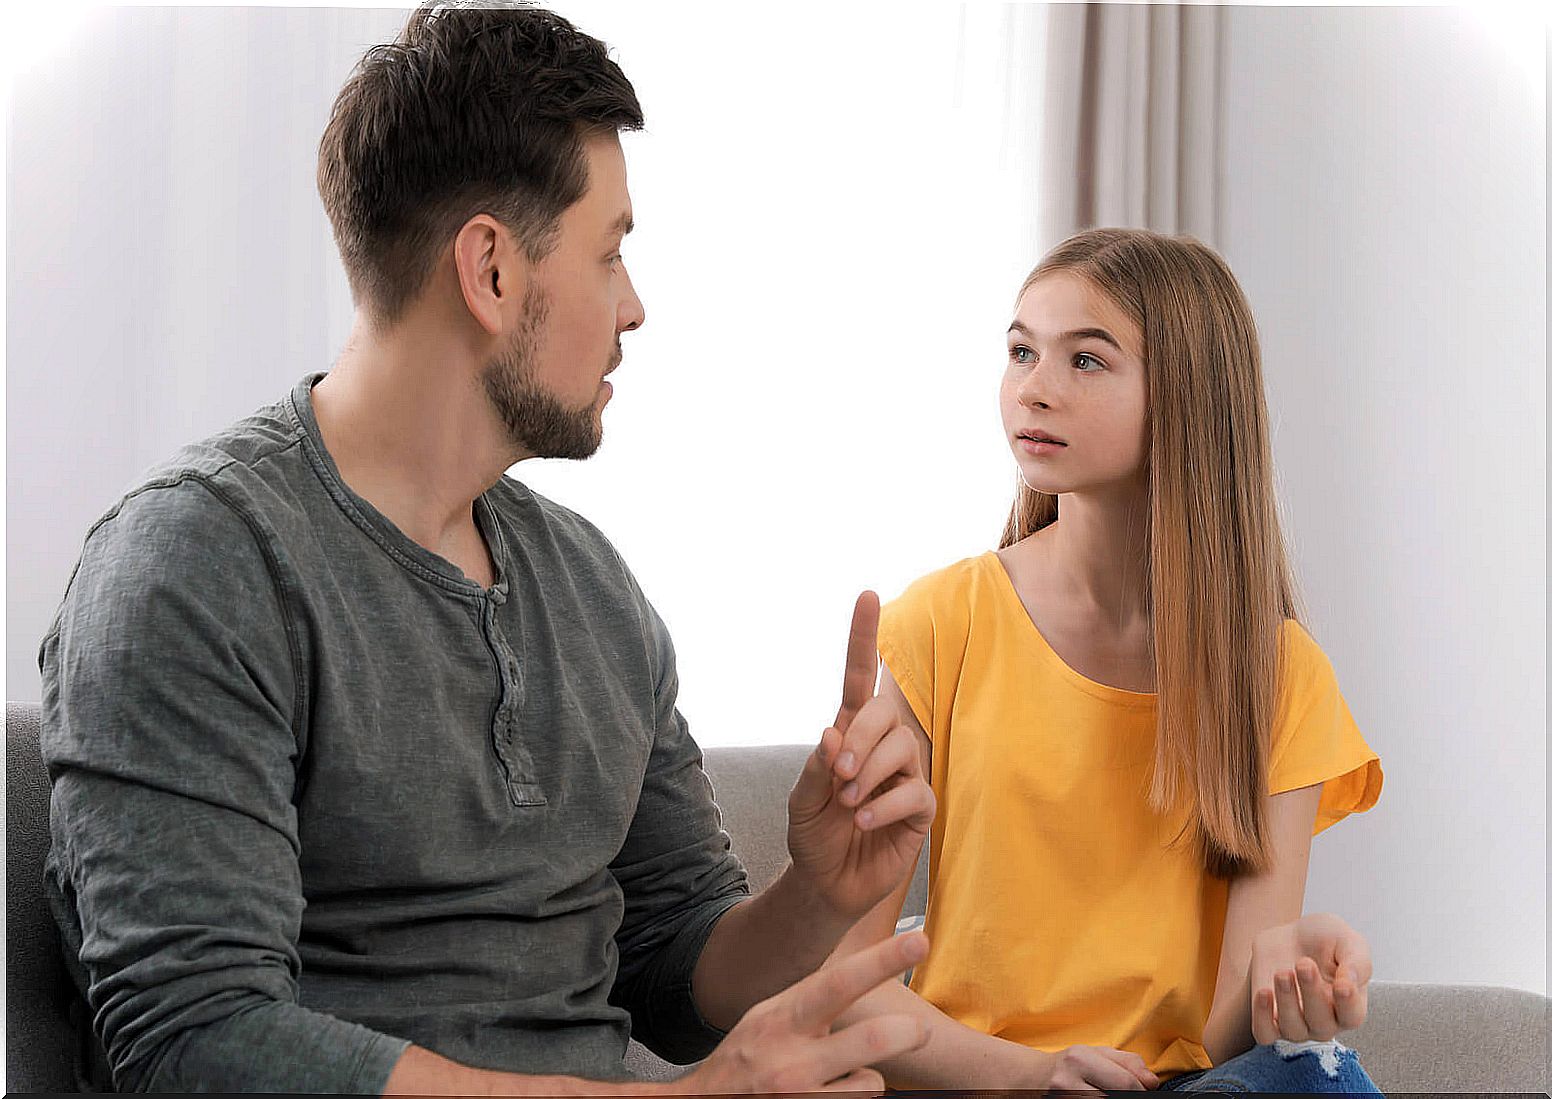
[{"x1": 1007, "y1": 320, "x2": 1123, "y2": 351}]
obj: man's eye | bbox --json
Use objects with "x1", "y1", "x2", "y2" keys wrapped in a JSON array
[
  {"x1": 1009, "y1": 346, "x2": 1034, "y2": 364},
  {"x1": 1074, "y1": 352, "x2": 1104, "y2": 372}
]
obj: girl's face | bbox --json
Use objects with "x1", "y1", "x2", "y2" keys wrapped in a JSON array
[{"x1": 1000, "y1": 271, "x2": 1149, "y2": 497}]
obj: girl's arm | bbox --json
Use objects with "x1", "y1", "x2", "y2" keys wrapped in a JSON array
[
  {"x1": 1201, "y1": 783, "x2": 1370, "y2": 1064},
  {"x1": 1200, "y1": 783, "x2": 1318, "y2": 1062},
  {"x1": 823, "y1": 668, "x2": 1156, "y2": 1092}
]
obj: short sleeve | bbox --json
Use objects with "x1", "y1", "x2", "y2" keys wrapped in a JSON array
[
  {"x1": 877, "y1": 558, "x2": 979, "y2": 742},
  {"x1": 1268, "y1": 621, "x2": 1384, "y2": 834},
  {"x1": 878, "y1": 583, "x2": 937, "y2": 737}
]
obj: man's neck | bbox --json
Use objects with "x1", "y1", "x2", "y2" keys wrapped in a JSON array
[{"x1": 311, "y1": 315, "x2": 525, "y2": 568}]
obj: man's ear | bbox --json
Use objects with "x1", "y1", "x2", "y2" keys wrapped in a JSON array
[{"x1": 452, "y1": 214, "x2": 525, "y2": 337}]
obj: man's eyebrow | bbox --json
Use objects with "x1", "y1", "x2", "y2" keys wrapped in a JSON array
[
  {"x1": 611, "y1": 213, "x2": 634, "y2": 236},
  {"x1": 1006, "y1": 320, "x2": 1123, "y2": 352}
]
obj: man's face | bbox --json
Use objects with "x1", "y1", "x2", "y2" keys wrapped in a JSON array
[{"x1": 482, "y1": 131, "x2": 644, "y2": 460}]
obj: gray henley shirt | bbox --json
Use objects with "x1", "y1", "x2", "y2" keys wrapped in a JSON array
[{"x1": 40, "y1": 373, "x2": 751, "y2": 1092}]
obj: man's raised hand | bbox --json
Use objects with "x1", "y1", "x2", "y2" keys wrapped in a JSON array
[{"x1": 786, "y1": 592, "x2": 935, "y2": 920}]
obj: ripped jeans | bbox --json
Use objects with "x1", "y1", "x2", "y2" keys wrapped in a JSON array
[{"x1": 1161, "y1": 1040, "x2": 1383, "y2": 1093}]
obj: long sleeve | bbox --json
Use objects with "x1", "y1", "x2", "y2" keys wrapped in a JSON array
[
  {"x1": 605, "y1": 589, "x2": 750, "y2": 1065},
  {"x1": 41, "y1": 478, "x2": 408, "y2": 1093}
]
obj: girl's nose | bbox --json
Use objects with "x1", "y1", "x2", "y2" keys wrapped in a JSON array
[{"x1": 1019, "y1": 368, "x2": 1053, "y2": 410}]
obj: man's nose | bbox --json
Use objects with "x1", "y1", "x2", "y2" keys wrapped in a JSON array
[{"x1": 619, "y1": 273, "x2": 645, "y2": 333}]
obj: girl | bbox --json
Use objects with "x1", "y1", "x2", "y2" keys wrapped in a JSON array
[{"x1": 826, "y1": 228, "x2": 1384, "y2": 1092}]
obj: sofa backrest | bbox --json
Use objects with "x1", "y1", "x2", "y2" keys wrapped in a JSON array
[
  {"x1": 6, "y1": 702, "x2": 93, "y2": 1092},
  {"x1": 1347, "y1": 980, "x2": 1547, "y2": 1093}
]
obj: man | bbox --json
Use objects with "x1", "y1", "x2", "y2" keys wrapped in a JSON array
[{"x1": 40, "y1": 6, "x2": 934, "y2": 1093}]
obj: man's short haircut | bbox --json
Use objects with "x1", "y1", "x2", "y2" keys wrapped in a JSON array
[{"x1": 317, "y1": 3, "x2": 644, "y2": 326}]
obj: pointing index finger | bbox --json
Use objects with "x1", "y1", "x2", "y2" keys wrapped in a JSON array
[
  {"x1": 789, "y1": 930, "x2": 927, "y2": 1033},
  {"x1": 834, "y1": 591, "x2": 880, "y2": 733}
]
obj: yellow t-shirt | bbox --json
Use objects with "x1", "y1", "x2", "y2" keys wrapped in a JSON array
[{"x1": 878, "y1": 552, "x2": 1383, "y2": 1078}]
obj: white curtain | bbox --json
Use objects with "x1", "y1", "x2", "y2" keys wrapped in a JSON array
[{"x1": 1036, "y1": 3, "x2": 1222, "y2": 249}]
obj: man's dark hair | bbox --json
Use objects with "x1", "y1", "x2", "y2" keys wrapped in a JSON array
[{"x1": 317, "y1": 3, "x2": 644, "y2": 326}]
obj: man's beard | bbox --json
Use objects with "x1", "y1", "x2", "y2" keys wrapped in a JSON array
[{"x1": 481, "y1": 281, "x2": 606, "y2": 461}]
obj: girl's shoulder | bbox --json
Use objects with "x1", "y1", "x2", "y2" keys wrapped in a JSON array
[
  {"x1": 878, "y1": 555, "x2": 1002, "y2": 735},
  {"x1": 883, "y1": 551, "x2": 1002, "y2": 622},
  {"x1": 1276, "y1": 618, "x2": 1342, "y2": 699}
]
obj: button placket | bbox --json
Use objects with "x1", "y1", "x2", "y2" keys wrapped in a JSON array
[{"x1": 482, "y1": 591, "x2": 544, "y2": 808}]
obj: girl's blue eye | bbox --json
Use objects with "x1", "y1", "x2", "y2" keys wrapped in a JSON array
[
  {"x1": 1010, "y1": 345, "x2": 1034, "y2": 364},
  {"x1": 1074, "y1": 352, "x2": 1104, "y2": 372}
]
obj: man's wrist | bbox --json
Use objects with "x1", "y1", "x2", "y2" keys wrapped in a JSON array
[{"x1": 771, "y1": 863, "x2": 856, "y2": 939}]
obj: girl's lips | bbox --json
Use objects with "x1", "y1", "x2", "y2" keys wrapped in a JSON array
[
  {"x1": 1016, "y1": 431, "x2": 1068, "y2": 454},
  {"x1": 1018, "y1": 436, "x2": 1066, "y2": 455}
]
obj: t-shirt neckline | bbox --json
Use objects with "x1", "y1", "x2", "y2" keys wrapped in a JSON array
[
  {"x1": 980, "y1": 550, "x2": 1158, "y2": 708},
  {"x1": 288, "y1": 372, "x2": 510, "y2": 599}
]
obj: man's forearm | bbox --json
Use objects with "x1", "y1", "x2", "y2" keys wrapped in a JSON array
[
  {"x1": 384, "y1": 1044, "x2": 674, "y2": 1096},
  {"x1": 689, "y1": 864, "x2": 854, "y2": 1030},
  {"x1": 110, "y1": 995, "x2": 410, "y2": 1093}
]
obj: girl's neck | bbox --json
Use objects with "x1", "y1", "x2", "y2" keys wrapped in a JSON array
[{"x1": 1031, "y1": 486, "x2": 1150, "y2": 627}]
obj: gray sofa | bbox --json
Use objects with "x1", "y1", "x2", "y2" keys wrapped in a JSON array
[{"x1": 9, "y1": 702, "x2": 1548, "y2": 1093}]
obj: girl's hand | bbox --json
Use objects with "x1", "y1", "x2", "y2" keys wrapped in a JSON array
[
  {"x1": 1249, "y1": 912, "x2": 1372, "y2": 1044},
  {"x1": 1029, "y1": 1045, "x2": 1160, "y2": 1091}
]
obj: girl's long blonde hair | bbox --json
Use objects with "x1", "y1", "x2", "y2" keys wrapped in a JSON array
[{"x1": 1000, "y1": 228, "x2": 1299, "y2": 877}]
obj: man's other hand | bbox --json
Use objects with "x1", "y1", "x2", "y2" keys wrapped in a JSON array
[{"x1": 675, "y1": 930, "x2": 930, "y2": 1094}]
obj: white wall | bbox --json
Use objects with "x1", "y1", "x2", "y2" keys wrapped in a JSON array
[
  {"x1": 1217, "y1": 6, "x2": 1546, "y2": 995},
  {"x1": 6, "y1": 5, "x2": 400, "y2": 695},
  {"x1": 4, "y1": 4, "x2": 1545, "y2": 1000}
]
